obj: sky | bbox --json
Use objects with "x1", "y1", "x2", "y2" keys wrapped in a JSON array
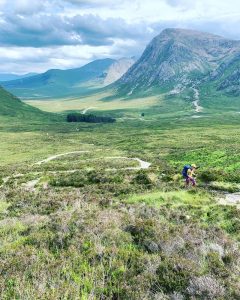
[{"x1": 0, "y1": 0, "x2": 240, "y2": 74}]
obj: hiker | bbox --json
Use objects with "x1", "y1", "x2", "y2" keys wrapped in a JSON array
[{"x1": 182, "y1": 164, "x2": 197, "y2": 187}]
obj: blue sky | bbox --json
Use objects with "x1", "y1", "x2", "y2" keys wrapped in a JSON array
[{"x1": 0, "y1": 0, "x2": 240, "y2": 74}]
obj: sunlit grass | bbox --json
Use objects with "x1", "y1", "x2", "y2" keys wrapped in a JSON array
[
  {"x1": 125, "y1": 190, "x2": 213, "y2": 206},
  {"x1": 24, "y1": 93, "x2": 160, "y2": 113}
]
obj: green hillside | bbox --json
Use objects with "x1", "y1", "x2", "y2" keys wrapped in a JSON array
[{"x1": 0, "y1": 86, "x2": 56, "y2": 123}]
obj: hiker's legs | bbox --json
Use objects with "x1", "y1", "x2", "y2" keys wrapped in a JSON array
[
  {"x1": 185, "y1": 176, "x2": 190, "y2": 186},
  {"x1": 189, "y1": 177, "x2": 196, "y2": 186}
]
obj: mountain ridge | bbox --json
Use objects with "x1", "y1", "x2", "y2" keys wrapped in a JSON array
[
  {"x1": 0, "y1": 73, "x2": 38, "y2": 82},
  {"x1": 2, "y1": 58, "x2": 135, "y2": 99},
  {"x1": 116, "y1": 28, "x2": 240, "y2": 97}
]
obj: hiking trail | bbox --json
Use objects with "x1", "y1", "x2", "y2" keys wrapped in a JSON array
[
  {"x1": 2, "y1": 151, "x2": 152, "y2": 189},
  {"x1": 192, "y1": 87, "x2": 203, "y2": 113},
  {"x1": 35, "y1": 151, "x2": 90, "y2": 165},
  {"x1": 218, "y1": 193, "x2": 240, "y2": 209},
  {"x1": 81, "y1": 107, "x2": 96, "y2": 114}
]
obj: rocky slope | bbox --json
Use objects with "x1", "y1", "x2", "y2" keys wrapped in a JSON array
[
  {"x1": 210, "y1": 53, "x2": 240, "y2": 96},
  {"x1": 116, "y1": 28, "x2": 240, "y2": 96},
  {"x1": 104, "y1": 57, "x2": 135, "y2": 85}
]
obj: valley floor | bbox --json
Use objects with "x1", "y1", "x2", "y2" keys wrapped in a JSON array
[{"x1": 0, "y1": 102, "x2": 240, "y2": 299}]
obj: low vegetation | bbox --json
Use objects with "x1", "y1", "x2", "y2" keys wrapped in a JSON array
[
  {"x1": 0, "y1": 90, "x2": 239, "y2": 299},
  {"x1": 0, "y1": 169, "x2": 239, "y2": 299}
]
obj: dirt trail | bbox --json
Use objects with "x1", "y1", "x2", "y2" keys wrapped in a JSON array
[
  {"x1": 218, "y1": 193, "x2": 240, "y2": 208},
  {"x1": 81, "y1": 107, "x2": 96, "y2": 114},
  {"x1": 118, "y1": 117, "x2": 146, "y2": 122},
  {"x1": 1, "y1": 152, "x2": 152, "y2": 189},
  {"x1": 35, "y1": 152, "x2": 151, "y2": 170},
  {"x1": 24, "y1": 179, "x2": 40, "y2": 191},
  {"x1": 35, "y1": 151, "x2": 89, "y2": 165},
  {"x1": 192, "y1": 88, "x2": 203, "y2": 113},
  {"x1": 106, "y1": 157, "x2": 151, "y2": 170}
]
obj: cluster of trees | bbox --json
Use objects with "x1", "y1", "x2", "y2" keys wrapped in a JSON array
[{"x1": 66, "y1": 113, "x2": 116, "y2": 123}]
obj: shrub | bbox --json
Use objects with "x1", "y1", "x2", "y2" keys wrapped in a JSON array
[
  {"x1": 154, "y1": 256, "x2": 196, "y2": 294},
  {"x1": 206, "y1": 251, "x2": 228, "y2": 277},
  {"x1": 132, "y1": 171, "x2": 153, "y2": 186},
  {"x1": 187, "y1": 275, "x2": 226, "y2": 299}
]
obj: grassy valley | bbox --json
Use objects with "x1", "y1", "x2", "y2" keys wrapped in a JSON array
[{"x1": 0, "y1": 84, "x2": 240, "y2": 299}]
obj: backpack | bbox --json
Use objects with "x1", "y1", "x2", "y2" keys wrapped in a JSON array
[{"x1": 182, "y1": 165, "x2": 192, "y2": 176}]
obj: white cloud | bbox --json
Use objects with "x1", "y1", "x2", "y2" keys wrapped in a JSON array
[
  {"x1": 0, "y1": 0, "x2": 240, "y2": 73},
  {"x1": 13, "y1": 0, "x2": 46, "y2": 14},
  {"x1": 0, "y1": 44, "x2": 113, "y2": 73}
]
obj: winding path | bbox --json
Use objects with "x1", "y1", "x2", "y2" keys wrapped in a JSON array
[
  {"x1": 24, "y1": 179, "x2": 40, "y2": 190},
  {"x1": 81, "y1": 107, "x2": 96, "y2": 115},
  {"x1": 35, "y1": 152, "x2": 151, "y2": 170},
  {"x1": 1, "y1": 152, "x2": 152, "y2": 189},
  {"x1": 35, "y1": 151, "x2": 89, "y2": 165},
  {"x1": 192, "y1": 88, "x2": 203, "y2": 113},
  {"x1": 105, "y1": 157, "x2": 151, "y2": 170}
]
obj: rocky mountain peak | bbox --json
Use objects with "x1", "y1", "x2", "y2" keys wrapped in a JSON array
[{"x1": 116, "y1": 28, "x2": 240, "y2": 95}]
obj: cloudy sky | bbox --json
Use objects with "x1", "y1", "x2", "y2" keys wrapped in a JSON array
[{"x1": 0, "y1": 0, "x2": 240, "y2": 74}]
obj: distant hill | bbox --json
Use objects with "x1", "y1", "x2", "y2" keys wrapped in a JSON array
[
  {"x1": 0, "y1": 86, "x2": 54, "y2": 122},
  {"x1": 2, "y1": 58, "x2": 134, "y2": 99},
  {"x1": 116, "y1": 28, "x2": 240, "y2": 98},
  {"x1": 0, "y1": 73, "x2": 38, "y2": 82}
]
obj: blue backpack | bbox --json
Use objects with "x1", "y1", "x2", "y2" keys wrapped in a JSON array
[{"x1": 182, "y1": 165, "x2": 191, "y2": 176}]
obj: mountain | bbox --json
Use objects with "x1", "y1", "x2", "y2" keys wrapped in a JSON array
[
  {"x1": 116, "y1": 28, "x2": 240, "y2": 97},
  {"x1": 2, "y1": 58, "x2": 134, "y2": 99},
  {"x1": 104, "y1": 57, "x2": 135, "y2": 85},
  {"x1": 0, "y1": 73, "x2": 38, "y2": 82},
  {"x1": 0, "y1": 86, "x2": 53, "y2": 122},
  {"x1": 209, "y1": 52, "x2": 240, "y2": 96},
  {"x1": 2, "y1": 59, "x2": 114, "y2": 99}
]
